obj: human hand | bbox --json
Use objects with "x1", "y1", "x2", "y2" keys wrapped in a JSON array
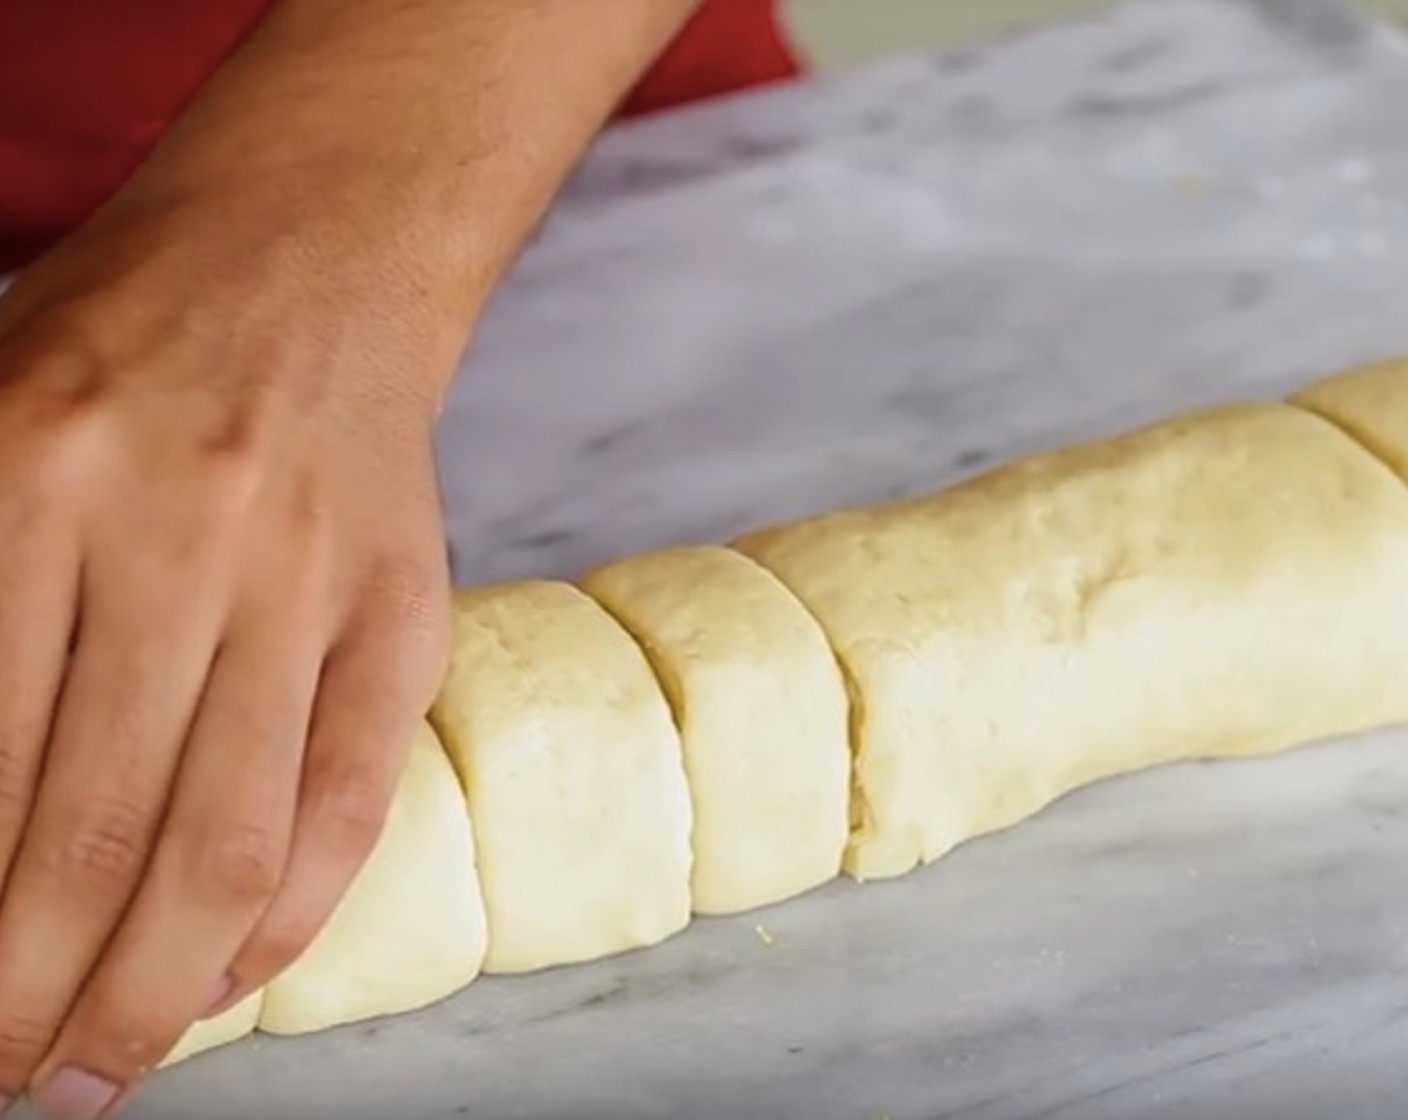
[{"x1": 0, "y1": 191, "x2": 456, "y2": 1117}]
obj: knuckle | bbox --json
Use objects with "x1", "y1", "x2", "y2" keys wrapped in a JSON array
[
  {"x1": 0, "y1": 1008, "x2": 57, "y2": 1072},
  {"x1": 194, "y1": 397, "x2": 266, "y2": 466},
  {"x1": 240, "y1": 917, "x2": 320, "y2": 982},
  {"x1": 366, "y1": 555, "x2": 449, "y2": 637},
  {"x1": 164, "y1": 468, "x2": 255, "y2": 554},
  {"x1": 57, "y1": 795, "x2": 154, "y2": 892},
  {"x1": 6, "y1": 340, "x2": 107, "y2": 425},
  {"x1": 197, "y1": 822, "x2": 284, "y2": 905},
  {"x1": 313, "y1": 765, "x2": 392, "y2": 851},
  {"x1": 0, "y1": 460, "x2": 63, "y2": 538},
  {"x1": 361, "y1": 558, "x2": 452, "y2": 695},
  {"x1": 149, "y1": 429, "x2": 279, "y2": 554},
  {"x1": 0, "y1": 738, "x2": 34, "y2": 820},
  {"x1": 273, "y1": 495, "x2": 335, "y2": 603},
  {"x1": 0, "y1": 348, "x2": 114, "y2": 473},
  {"x1": 103, "y1": 691, "x2": 167, "y2": 760},
  {"x1": 192, "y1": 437, "x2": 265, "y2": 518},
  {"x1": 74, "y1": 993, "x2": 167, "y2": 1075}
]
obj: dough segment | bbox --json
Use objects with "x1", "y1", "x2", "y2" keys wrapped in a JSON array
[
  {"x1": 579, "y1": 545, "x2": 851, "y2": 915},
  {"x1": 1292, "y1": 357, "x2": 1408, "y2": 481},
  {"x1": 431, "y1": 582, "x2": 693, "y2": 974},
  {"x1": 161, "y1": 992, "x2": 263, "y2": 1068},
  {"x1": 258, "y1": 722, "x2": 488, "y2": 1035},
  {"x1": 735, "y1": 403, "x2": 1408, "y2": 881}
]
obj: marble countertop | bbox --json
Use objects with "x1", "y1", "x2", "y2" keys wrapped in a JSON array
[{"x1": 141, "y1": 1, "x2": 1408, "y2": 1116}]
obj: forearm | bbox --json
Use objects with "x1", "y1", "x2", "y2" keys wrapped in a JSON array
[{"x1": 98, "y1": 0, "x2": 699, "y2": 385}]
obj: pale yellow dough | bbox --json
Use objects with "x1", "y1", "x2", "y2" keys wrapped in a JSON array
[
  {"x1": 258, "y1": 723, "x2": 488, "y2": 1035},
  {"x1": 431, "y1": 582, "x2": 693, "y2": 974},
  {"x1": 580, "y1": 546, "x2": 850, "y2": 915},
  {"x1": 1293, "y1": 357, "x2": 1408, "y2": 481},
  {"x1": 151, "y1": 361, "x2": 1408, "y2": 1060},
  {"x1": 161, "y1": 992, "x2": 263, "y2": 1068},
  {"x1": 736, "y1": 403, "x2": 1408, "y2": 881}
]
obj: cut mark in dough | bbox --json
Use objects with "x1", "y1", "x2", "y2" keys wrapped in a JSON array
[
  {"x1": 580, "y1": 546, "x2": 851, "y2": 914},
  {"x1": 432, "y1": 581, "x2": 693, "y2": 974},
  {"x1": 1291, "y1": 357, "x2": 1408, "y2": 484}
]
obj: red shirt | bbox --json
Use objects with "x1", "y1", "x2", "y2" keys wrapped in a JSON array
[{"x1": 0, "y1": 0, "x2": 799, "y2": 273}]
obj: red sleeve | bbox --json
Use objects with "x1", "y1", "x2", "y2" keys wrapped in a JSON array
[
  {"x1": 0, "y1": 0, "x2": 802, "y2": 272},
  {"x1": 620, "y1": 0, "x2": 802, "y2": 118},
  {"x1": 0, "y1": 0, "x2": 276, "y2": 271}
]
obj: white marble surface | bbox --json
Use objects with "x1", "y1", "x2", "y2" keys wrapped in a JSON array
[{"x1": 136, "y1": 1, "x2": 1408, "y2": 1117}]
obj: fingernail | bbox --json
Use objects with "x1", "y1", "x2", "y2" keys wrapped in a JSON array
[
  {"x1": 204, "y1": 971, "x2": 237, "y2": 1016},
  {"x1": 31, "y1": 1067, "x2": 119, "y2": 1120}
]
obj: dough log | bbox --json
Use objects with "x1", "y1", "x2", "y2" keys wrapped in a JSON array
[
  {"x1": 156, "y1": 358, "x2": 1408, "y2": 1068},
  {"x1": 735, "y1": 402, "x2": 1408, "y2": 880}
]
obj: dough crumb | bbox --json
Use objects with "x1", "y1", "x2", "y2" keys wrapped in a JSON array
[{"x1": 754, "y1": 925, "x2": 776, "y2": 948}]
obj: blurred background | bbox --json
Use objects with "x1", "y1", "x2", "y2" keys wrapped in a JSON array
[{"x1": 785, "y1": 0, "x2": 1408, "y2": 67}]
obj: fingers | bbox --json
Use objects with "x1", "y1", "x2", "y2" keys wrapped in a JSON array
[
  {"x1": 22, "y1": 555, "x2": 446, "y2": 1115},
  {"x1": 29, "y1": 607, "x2": 322, "y2": 1116},
  {"x1": 0, "y1": 507, "x2": 80, "y2": 897},
  {"x1": 218, "y1": 567, "x2": 450, "y2": 1006},
  {"x1": 0, "y1": 557, "x2": 226, "y2": 1101}
]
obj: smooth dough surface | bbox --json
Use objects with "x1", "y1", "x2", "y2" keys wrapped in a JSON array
[
  {"x1": 258, "y1": 723, "x2": 488, "y2": 1035},
  {"x1": 161, "y1": 992, "x2": 262, "y2": 1068},
  {"x1": 1292, "y1": 357, "x2": 1408, "y2": 481},
  {"x1": 736, "y1": 403, "x2": 1408, "y2": 881},
  {"x1": 580, "y1": 546, "x2": 851, "y2": 915},
  {"x1": 432, "y1": 581, "x2": 693, "y2": 974}
]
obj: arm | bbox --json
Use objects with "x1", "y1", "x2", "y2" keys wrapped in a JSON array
[
  {"x1": 0, "y1": 3, "x2": 696, "y2": 1116},
  {"x1": 135, "y1": 0, "x2": 697, "y2": 347},
  {"x1": 6, "y1": 0, "x2": 698, "y2": 397}
]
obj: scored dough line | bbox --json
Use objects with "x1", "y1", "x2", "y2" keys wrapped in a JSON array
[
  {"x1": 1287, "y1": 403, "x2": 1408, "y2": 489},
  {"x1": 718, "y1": 544, "x2": 875, "y2": 870},
  {"x1": 577, "y1": 546, "x2": 851, "y2": 917}
]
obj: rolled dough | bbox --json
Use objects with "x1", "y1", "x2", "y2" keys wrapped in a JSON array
[
  {"x1": 258, "y1": 722, "x2": 488, "y2": 1035},
  {"x1": 735, "y1": 403, "x2": 1408, "y2": 880},
  {"x1": 431, "y1": 582, "x2": 693, "y2": 974},
  {"x1": 1292, "y1": 357, "x2": 1408, "y2": 481},
  {"x1": 579, "y1": 546, "x2": 851, "y2": 915},
  {"x1": 161, "y1": 991, "x2": 263, "y2": 1068},
  {"x1": 141, "y1": 356, "x2": 1408, "y2": 1076}
]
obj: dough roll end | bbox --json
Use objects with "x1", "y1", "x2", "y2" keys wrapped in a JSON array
[{"x1": 738, "y1": 402, "x2": 1408, "y2": 881}]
